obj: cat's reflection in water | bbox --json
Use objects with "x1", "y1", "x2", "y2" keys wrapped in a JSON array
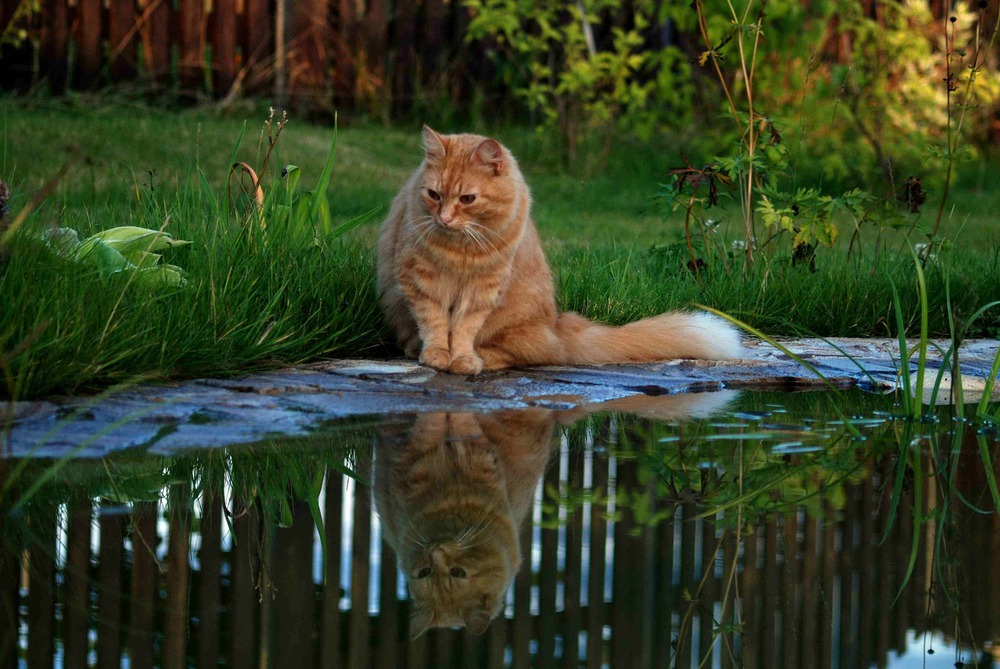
[{"x1": 372, "y1": 391, "x2": 739, "y2": 638}]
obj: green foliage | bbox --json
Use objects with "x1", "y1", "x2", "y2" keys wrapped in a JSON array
[
  {"x1": 464, "y1": 0, "x2": 693, "y2": 163},
  {"x1": 0, "y1": 0, "x2": 40, "y2": 49}
]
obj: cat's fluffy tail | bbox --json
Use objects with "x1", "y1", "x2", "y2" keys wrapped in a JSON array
[{"x1": 551, "y1": 311, "x2": 743, "y2": 365}]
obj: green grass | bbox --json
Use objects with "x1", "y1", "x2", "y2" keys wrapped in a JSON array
[{"x1": 1, "y1": 97, "x2": 998, "y2": 400}]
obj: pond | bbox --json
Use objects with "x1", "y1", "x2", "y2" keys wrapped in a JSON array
[{"x1": 1, "y1": 388, "x2": 998, "y2": 668}]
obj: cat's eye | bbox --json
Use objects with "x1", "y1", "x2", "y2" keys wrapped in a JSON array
[
  {"x1": 449, "y1": 567, "x2": 468, "y2": 578},
  {"x1": 416, "y1": 567, "x2": 432, "y2": 579},
  {"x1": 459, "y1": 194, "x2": 476, "y2": 205},
  {"x1": 425, "y1": 188, "x2": 442, "y2": 201}
]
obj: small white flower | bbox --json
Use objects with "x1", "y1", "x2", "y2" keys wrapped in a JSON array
[{"x1": 731, "y1": 239, "x2": 746, "y2": 251}]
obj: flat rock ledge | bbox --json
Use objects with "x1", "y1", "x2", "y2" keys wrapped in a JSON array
[{"x1": 4, "y1": 338, "x2": 998, "y2": 458}]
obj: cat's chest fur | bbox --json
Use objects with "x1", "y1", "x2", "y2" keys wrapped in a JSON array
[{"x1": 402, "y1": 230, "x2": 518, "y2": 307}]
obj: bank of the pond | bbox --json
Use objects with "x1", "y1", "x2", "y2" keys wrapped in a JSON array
[{"x1": 6, "y1": 338, "x2": 999, "y2": 458}]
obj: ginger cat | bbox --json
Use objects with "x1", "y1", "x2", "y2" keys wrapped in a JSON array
[
  {"x1": 377, "y1": 126, "x2": 742, "y2": 375},
  {"x1": 373, "y1": 410, "x2": 554, "y2": 637}
]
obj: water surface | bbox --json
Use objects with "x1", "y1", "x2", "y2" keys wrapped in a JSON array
[{"x1": 2, "y1": 389, "x2": 998, "y2": 668}]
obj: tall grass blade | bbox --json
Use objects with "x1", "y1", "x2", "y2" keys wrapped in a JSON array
[
  {"x1": 698, "y1": 305, "x2": 863, "y2": 439},
  {"x1": 888, "y1": 279, "x2": 913, "y2": 417},
  {"x1": 977, "y1": 434, "x2": 1000, "y2": 511},
  {"x1": 892, "y1": 431, "x2": 924, "y2": 603},
  {"x1": 911, "y1": 247, "x2": 929, "y2": 418},
  {"x1": 308, "y1": 114, "x2": 339, "y2": 233}
]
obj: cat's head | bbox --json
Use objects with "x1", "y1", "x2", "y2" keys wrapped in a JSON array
[
  {"x1": 416, "y1": 126, "x2": 523, "y2": 233},
  {"x1": 403, "y1": 524, "x2": 518, "y2": 637}
]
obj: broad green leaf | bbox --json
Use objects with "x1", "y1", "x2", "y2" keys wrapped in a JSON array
[
  {"x1": 136, "y1": 265, "x2": 186, "y2": 287},
  {"x1": 41, "y1": 226, "x2": 82, "y2": 256},
  {"x1": 85, "y1": 226, "x2": 191, "y2": 255},
  {"x1": 74, "y1": 239, "x2": 133, "y2": 277}
]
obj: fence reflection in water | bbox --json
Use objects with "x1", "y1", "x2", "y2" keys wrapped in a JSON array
[{"x1": 1, "y1": 409, "x2": 998, "y2": 669}]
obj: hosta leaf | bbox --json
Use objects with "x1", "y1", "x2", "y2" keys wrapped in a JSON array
[
  {"x1": 85, "y1": 226, "x2": 191, "y2": 255},
  {"x1": 74, "y1": 239, "x2": 133, "y2": 277},
  {"x1": 123, "y1": 251, "x2": 162, "y2": 269},
  {"x1": 41, "y1": 226, "x2": 82, "y2": 256},
  {"x1": 136, "y1": 265, "x2": 186, "y2": 287}
]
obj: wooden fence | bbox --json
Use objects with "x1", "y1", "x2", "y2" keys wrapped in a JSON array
[
  {"x1": 1, "y1": 441, "x2": 998, "y2": 667},
  {"x1": 0, "y1": 0, "x2": 483, "y2": 111}
]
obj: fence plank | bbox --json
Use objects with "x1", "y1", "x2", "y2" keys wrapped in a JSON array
[
  {"x1": 107, "y1": 0, "x2": 137, "y2": 79},
  {"x1": 858, "y1": 476, "x2": 875, "y2": 668},
  {"x1": 349, "y1": 481, "x2": 371, "y2": 669},
  {"x1": 377, "y1": 539, "x2": 399, "y2": 668},
  {"x1": 321, "y1": 470, "x2": 344, "y2": 669},
  {"x1": 178, "y1": 0, "x2": 206, "y2": 91},
  {"x1": 720, "y1": 527, "x2": 737, "y2": 669},
  {"x1": 820, "y1": 502, "x2": 837, "y2": 668},
  {"x1": 42, "y1": 0, "x2": 69, "y2": 91},
  {"x1": 333, "y1": 0, "x2": 357, "y2": 103},
  {"x1": 487, "y1": 614, "x2": 506, "y2": 669},
  {"x1": 512, "y1": 518, "x2": 532, "y2": 669},
  {"x1": 538, "y1": 462, "x2": 560, "y2": 668},
  {"x1": 584, "y1": 445, "x2": 608, "y2": 669},
  {"x1": 97, "y1": 504, "x2": 124, "y2": 669},
  {"x1": 76, "y1": 0, "x2": 102, "y2": 86},
  {"x1": 676, "y1": 500, "x2": 696, "y2": 669},
  {"x1": 197, "y1": 490, "x2": 223, "y2": 669},
  {"x1": 163, "y1": 485, "x2": 192, "y2": 669},
  {"x1": 761, "y1": 519, "x2": 778, "y2": 669},
  {"x1": 129, "y1": 501, "x2": 158, "y2": 669},
  {"x1": 562, "y1": 447, "x2": 584, "y2": 669},
  {"x1": 390, "y1": 0, "x2": 417, "y2": 112},
  {"x1": 63, "y1": 498, "x2": 92, "y2": 669},
  {"x1": 243, "y1": 0, "x2": 270, "y2": 68},
  {"x1": 611, "y1": 458, "x2": 643, "y2": 669},
  {"x1": 211, "y1": 0, "x2": 237, "y2": 93},
  {"x1": 0, "y1": 532, "x2": 17, "y2": 669},
  {"x1": 741, "y1": 525, "x2": 761, "y2": 669},
  {"x1": 434, "y1": 628, "x2": 458, "y2": 667},
  {"x1": 781, "y1": 513, "x2": 799, "y2": 669},
  {"x1": 837, "y1": 482, "x2": 859, "y2": 669},
  {"x1": 228, "y1": 497, "x2": 260, "y2": 669},
  {"x1": 699, "y1": 511, "x2": 718, "y2": 663},
  {"x1": 652, "y1": 501, "x2": 675, "y2": 669},
  {"x1": 27, "y1": 507, "x2": 56, "y2": 669},
  {"x1": 271, "y1": 499, "x2": 318, "y2": 668},
  {"x1": 137, "y1": 0, "x2": 170, "y2": 83},
  {"x1": 874, "y1": 494, "x2": 891, "y2": 666},
  {"x1": 894, "y1": 487, "x2": 913, "y2": 654},
  {"x1": 801, "y1": 511, "x2": 820, "y2": 669},
  {"x1": 422, "y1": 0, "x2": 446, "y2": 67}
]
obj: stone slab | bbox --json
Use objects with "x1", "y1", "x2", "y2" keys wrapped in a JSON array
[{"x1": 3, "y1": 338, "x2": 997, "y2": 458}]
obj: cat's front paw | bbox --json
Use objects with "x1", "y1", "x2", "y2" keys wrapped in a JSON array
[
  {"x1": 448, "y1": 354, "x2": 484, "y2": 376},
  {"x1": 419, "y1": 346, "x2": 452, "y2": 370}
]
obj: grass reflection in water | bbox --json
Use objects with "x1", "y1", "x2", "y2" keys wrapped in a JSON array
[{"x1": 1, "y1": 389, "x2": 998, "y2": 668}]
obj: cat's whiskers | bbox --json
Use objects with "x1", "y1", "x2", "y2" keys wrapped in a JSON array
[
  {"x1": 457, "y1": 504, "x2": 495, "y2": 548},
  {"x1": 408, "y1": 215, "x2": 437, "y2": 247},
  {"x1": 462, "y1": 225, "x2": 502, "y2": 263}
]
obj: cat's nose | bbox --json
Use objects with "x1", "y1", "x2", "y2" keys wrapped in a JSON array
[
  {"x1": 439, "y1": 215, "x2": 454, "y2": 226},
  {"x1": 431, "y1": 545, "x2": 448, "y2": 568}
]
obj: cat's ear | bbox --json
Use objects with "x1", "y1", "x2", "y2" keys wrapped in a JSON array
[
  {"x1": 409, "y1": 607, "x2": 434, "y2": 639},
  {"x1": 422, "y1": 125, "x2": 447, "y2": 161},
  {"x1": 462, "y1": 607, "x2": 493, "y2": 635},
  {"x1": 473, "y1": 139, "x2": 505, "y2": 176}
]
